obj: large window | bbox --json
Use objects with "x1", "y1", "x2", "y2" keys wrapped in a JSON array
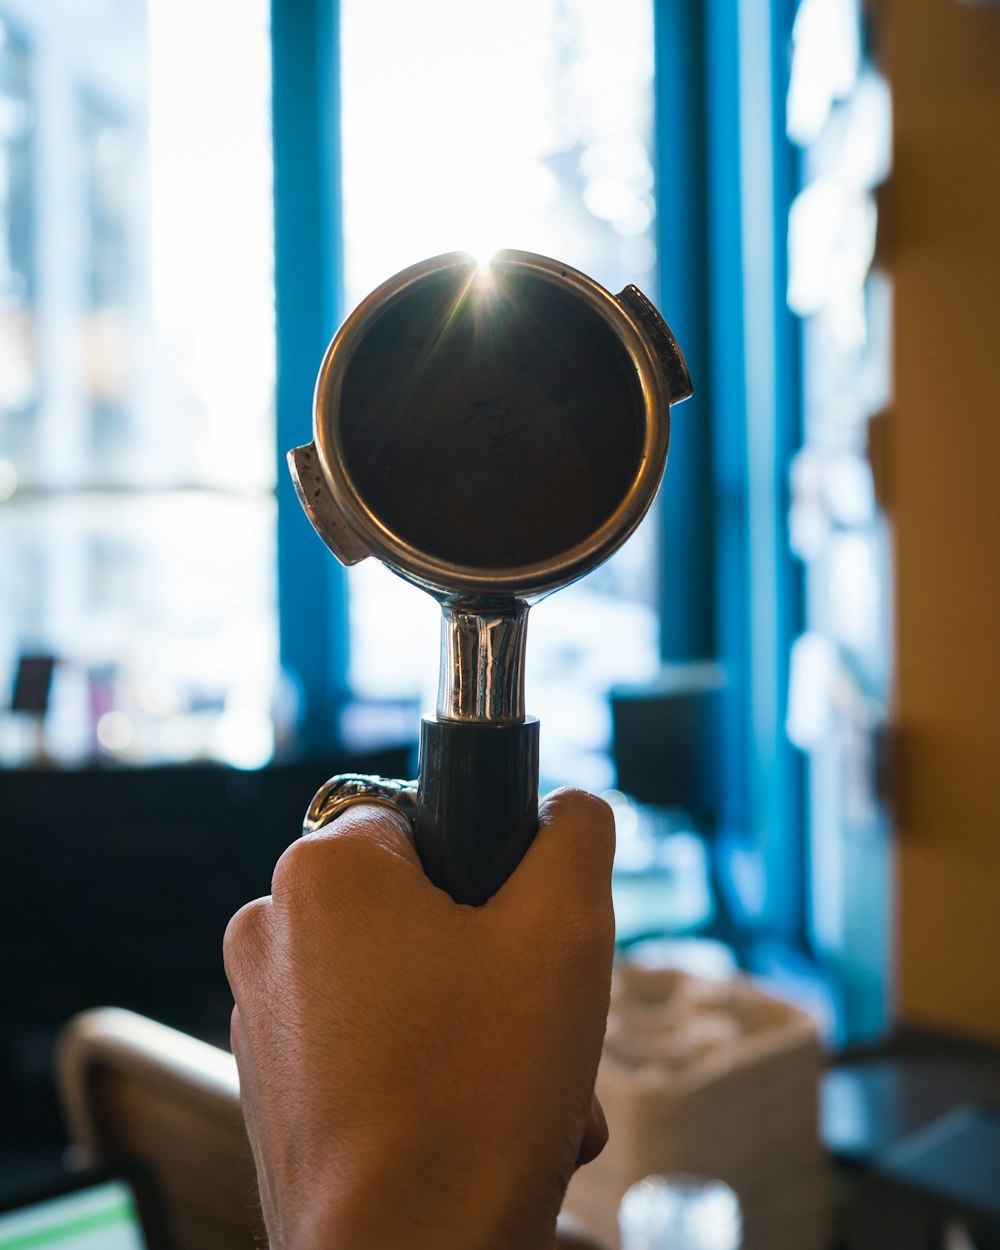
[
  {"x1": 0, "y1": 0, "x2": 277, "y2": 768},
  {"x1": 1, "y1": 0, "x2": 891, "y2": 1040}
]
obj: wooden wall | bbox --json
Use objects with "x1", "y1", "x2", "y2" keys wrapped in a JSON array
[{"x1": 884, "y1": 0, "x2": 1000, "y2": 1043}]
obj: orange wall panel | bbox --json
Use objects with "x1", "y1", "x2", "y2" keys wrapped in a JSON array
[{"x1": 885, "y1": 0, "x2": 1000, "y2": 1043}]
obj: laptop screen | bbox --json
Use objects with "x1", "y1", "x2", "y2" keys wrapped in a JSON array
[{"x1": 0, "y1": 1177, "x2": 149, "y2": 1250}]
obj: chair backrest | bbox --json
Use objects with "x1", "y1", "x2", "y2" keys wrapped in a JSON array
[{"x1": 56, "y1": 1008, "x2": 262, "y2": 1250}]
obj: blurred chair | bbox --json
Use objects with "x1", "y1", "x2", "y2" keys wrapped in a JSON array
[
  {"x1": 56, "y1": 1007, "x2": 607, "y2": 1250},
  {"x1": 57, "y1": 1008, "x2": 260, "y2": 1250}
]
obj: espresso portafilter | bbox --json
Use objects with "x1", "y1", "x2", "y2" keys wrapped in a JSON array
[{"x1": 289, "y1": 249, "x2": 692, "y2": 905}]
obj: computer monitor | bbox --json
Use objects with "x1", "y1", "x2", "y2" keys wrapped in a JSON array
[{"x1": 0, "y1": 1168, "x2": 167, "y2": 1250}]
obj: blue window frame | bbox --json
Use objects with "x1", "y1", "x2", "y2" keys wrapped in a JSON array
[
  {"x1": 271, "y1": 0, "x2": 349, "y2": 754},
  {"x1": 652, "y1": 0, "x2": 804, "y2": 948}
]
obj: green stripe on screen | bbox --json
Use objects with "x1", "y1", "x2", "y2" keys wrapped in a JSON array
[{"x1": 0, "y1": 1197, "x2": 135, "y2": 1250}]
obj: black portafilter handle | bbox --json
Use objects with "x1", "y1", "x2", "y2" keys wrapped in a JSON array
[
  {"x1": 301, "y1": 604, "x2": 541, "y2": 906},
  {"x1": 415, "y1": 716, "x2": 540, "y2": 906},
  {"x1": 412, "y1": 599, "x2": 539, "y2": 905}
]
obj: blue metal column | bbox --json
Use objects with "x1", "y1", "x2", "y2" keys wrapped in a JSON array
[
  {"x1": 704, "y1": 0, "x2": 751, "y2": 833},
  {"x1": 271, "y1": 0, "x2": 348, "y2": 756},
  {"x1": 733, "y1": 0, "x2": 804, "y2": 939},
  {"x1": 652, "y1": 0, "x2": 714, "y2": 663}
]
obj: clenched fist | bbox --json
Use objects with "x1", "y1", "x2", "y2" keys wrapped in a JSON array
[{"x1": 224, "y1": 788, "x2": 615, "y2": 1250}]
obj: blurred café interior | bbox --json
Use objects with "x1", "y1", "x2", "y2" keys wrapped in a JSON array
[{"x1": 1, "y1": 0, "x2": 998, "y2": 1247}]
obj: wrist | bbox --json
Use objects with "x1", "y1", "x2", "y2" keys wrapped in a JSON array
[{"x1": 271, "y1": 1142, "x2": 561, "y2": 1250}]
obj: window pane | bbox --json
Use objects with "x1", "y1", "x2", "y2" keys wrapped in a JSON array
[
  {"x1": 0, "y1": 0, "x2": 276, "y2": 767},
  {"x1": 340, "y1": 0, "x2": 659, "y2": 787},
  {"x1": 0, "y1": 16, "x2": 36, "y2": 462},
  {"x1": 785, "y1": 0, "x2": 894, "y2": 1040},
  {"x1": 0, "y1": 492, "x2": 276, "y2": 766}
]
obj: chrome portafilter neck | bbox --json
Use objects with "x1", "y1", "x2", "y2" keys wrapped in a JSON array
[
  {"x1": 437, "y1": 601, "x2": 529, "y2": 723},
  {"x1": 289, "y1": 248, "x2": 691, "y2": 902}
]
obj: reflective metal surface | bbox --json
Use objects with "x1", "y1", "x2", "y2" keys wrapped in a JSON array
[
  {"x1": 438, "y1": 602, "x2": 529, "y2": 723},
  {"x1": 289, "y1": 248, "x2": 691, "y2": 729},
  {"x1": 303, "y1": 772, "x2": 418, "y2": 836},
  {"x1": 289, "y1": 249, "x2": 690, "y2": 602}
]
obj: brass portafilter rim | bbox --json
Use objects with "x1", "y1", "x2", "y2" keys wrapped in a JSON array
[{"x1": 307, "y1": 248, "x2": 676, "y2": 603}]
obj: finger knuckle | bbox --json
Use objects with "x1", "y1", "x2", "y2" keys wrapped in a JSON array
[
  {"x1": 271, "y1": 825, "x2": 385, "y2": 912},
  {"x1": 223, "y1": 896, "x2": 273, "y2": 980},
  {"x1": 270, "y1": 834, "x2": 330, "y2": 902}
]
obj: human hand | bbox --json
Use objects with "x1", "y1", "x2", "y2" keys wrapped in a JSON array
[{"x1": 224, "y1": 788, "x2": 615, "y2": 1250}]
